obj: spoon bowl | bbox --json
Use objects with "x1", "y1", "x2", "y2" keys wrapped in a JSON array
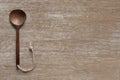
[{"x1": 9, "y1": 9, "x2": 26, "y2": 29}]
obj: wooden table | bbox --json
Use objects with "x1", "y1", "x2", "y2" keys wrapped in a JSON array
[{"x1": 0, "y1": 0, "x2": 120, "y2": 80}]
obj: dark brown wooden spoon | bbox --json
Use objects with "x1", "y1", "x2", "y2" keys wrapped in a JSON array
[
  {"x1": 9, "y1": 9, "x2": 35, "y2": 72},
  {"x1": 9, "y1": 9, "x2": 26, "y2": 69}
]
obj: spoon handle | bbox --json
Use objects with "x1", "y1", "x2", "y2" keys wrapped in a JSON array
[{"x1": 16, "y1": 29, "x2": 20, "y2": 69}]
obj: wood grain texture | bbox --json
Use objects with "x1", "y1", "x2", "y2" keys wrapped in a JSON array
[{"x1": 0, "y1": 0, "x2": 120, "y2": 80}]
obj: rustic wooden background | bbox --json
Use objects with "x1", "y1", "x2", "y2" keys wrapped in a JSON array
[{"x1": 0, "y1": 0, "x2": 120, "y2": 80}]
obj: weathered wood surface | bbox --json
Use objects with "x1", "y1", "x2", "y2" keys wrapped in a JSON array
[{"x1": 0, "y1": 0, "x2": 120, "y2": 80}]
